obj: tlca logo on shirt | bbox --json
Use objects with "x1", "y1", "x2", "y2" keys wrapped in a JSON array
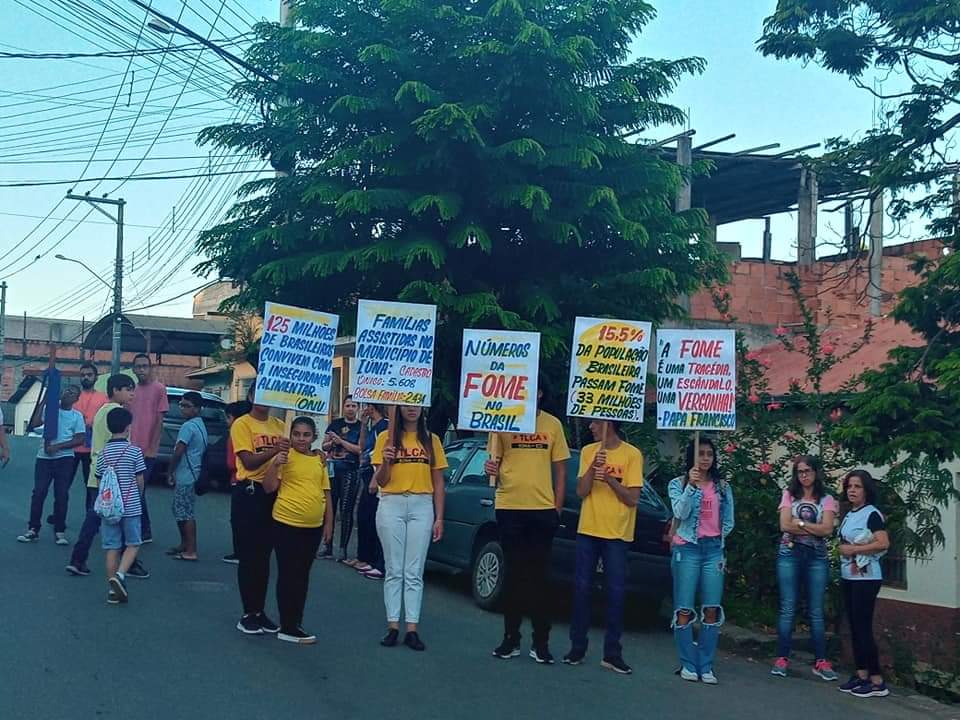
[{"x1": 511, "y1": 433, "x2": 549, "y2": 450}]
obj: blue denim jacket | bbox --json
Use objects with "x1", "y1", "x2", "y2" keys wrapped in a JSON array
[{"x1": 668, "y1": 475, "x2": 735, "y2": 547}]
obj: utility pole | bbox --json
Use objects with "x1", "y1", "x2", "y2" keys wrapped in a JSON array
[
  {"x1": 65, "y1": 194, "x2": 125, "y2": 375},
  {"x1": 0, "y1": 281, "x2": 7, "y2": 394}
]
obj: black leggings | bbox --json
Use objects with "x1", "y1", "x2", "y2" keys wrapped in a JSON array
[
  {"x1": 234, "y1": 483, "x2": 275, "y2": 615},
  {"x1": 338, "y1": 466, "x2": 361, "y2": 553},
  {"x1": 274, "y1": 521, "x2": 323, "y2": 632},
  {"x1": 356, "y1": 466, "x2": 383, "y2": 570},
  {"x1": 497, "y1": 509, "x2": 558, "y2": 646},
  {"x1": 843, "y1": 579, "x2": 882, "y2": 675}
]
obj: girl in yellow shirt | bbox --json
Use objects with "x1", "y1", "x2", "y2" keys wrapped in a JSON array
[
  {"x1": 263, "y1": 417, "x2": 333, "y2": 645},
  {"x1": 372, "y1": 405, "x2": 447, "y2": 651}
]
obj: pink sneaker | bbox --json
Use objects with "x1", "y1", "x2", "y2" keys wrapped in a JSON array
[
  {"x1": 771, "y1": 657, "x2": 789, "y2": 677},
  {"x1": 813, "y1": 659, "x2": 838, "y2": 681}
]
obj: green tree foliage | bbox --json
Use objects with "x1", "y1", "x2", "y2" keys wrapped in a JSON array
[
  {"x1": 760, "y1": 2, "x2": 960, "y2": 474},
  {"x1": 197, "y1": 0, "x2": 725, "y2": 428}
]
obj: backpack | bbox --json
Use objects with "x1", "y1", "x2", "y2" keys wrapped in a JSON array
[{"x1": 94, "y1": 449, "x2": 128, "y2": 524}]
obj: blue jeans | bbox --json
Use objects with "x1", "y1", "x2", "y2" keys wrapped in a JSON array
[
  {"x1": 671, "y1": 536, "x2": 725, "y2": 674},
  {"x1": 569, "y1": 534, "x2": 628, "y2": 658},
  {"x1": 101, "y1": 515, "x2": 143, "y2": 550},
  {"x1": 70, "y1": 488, "x2": 102, "y2": 567},
  {"x1": 140, "y1": 458, "x2": 156, "y2": 540},
  {"x1": 777, "y1": 542, "x2": 829, "y2": 659},
  {"x1": 28, "y1": 457, "x2": 75, "y2": 533}
]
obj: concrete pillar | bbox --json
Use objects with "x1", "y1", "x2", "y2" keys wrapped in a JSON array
[
  {"x1": 762, "y1": 217, "x2": 772, "y2": 262},
  {"x1": 844, "y1": 203, "x2": 858, "y2": 258},
  {"x1": 797, "y1": 168, "x2": 818, "y2": 266},
  {"x1": 868, "y1": 191, "x2": 884, "y2": 317}
]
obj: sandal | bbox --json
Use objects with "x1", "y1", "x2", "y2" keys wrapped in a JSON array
[
  {"x1": 165, "y1": 547, "x2": 185, "y2": 556},
  {"x1": 342, "y1": 558, "x2": 359, "y2": 568},
  {"x1": 173, "y1": 553, "x2": 198, "y2": 561},
  {"x1": 354, "y1": 562, "x2": 373, "y2": 572}
]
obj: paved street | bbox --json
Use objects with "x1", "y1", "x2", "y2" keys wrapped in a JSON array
[{"x1": 0, "y1": 436, "x2": 953, "y2": 720}]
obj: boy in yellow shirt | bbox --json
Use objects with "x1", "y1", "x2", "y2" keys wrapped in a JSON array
[{"x1": 563, "y1": 419, "x2": 643, "y2": 675}]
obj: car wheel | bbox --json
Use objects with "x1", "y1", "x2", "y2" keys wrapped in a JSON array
[{"x1": 471, "y1": 539, "x2": 505, "y2": 611}]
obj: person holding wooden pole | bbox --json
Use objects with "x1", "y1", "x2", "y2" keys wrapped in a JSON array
[
  {"x1": 485, "y1": 379, "x2": 569, "y2": 664},
  {"x1": 563, "y1": 419, "x2": 643, "y2": 674},
  {"x1": 667, "y1": 436, "x2": 735, "y2": 684},
  {"x1": 231, "y1": 381, "x2": 289, "y2": 636}
]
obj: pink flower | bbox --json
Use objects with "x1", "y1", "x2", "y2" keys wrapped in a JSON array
[
  {"x1": 767, "y1": 402, "x2": 783, "y2": 411},
  {"x1": 759, "y1": 462, "x2": 773, "y2": 474},
  {"x1": 724, "y1": 442, "x2": 737, "y2": 453},
  {"x1": 830, "y1": 408, "x2": 843, "y2": 422},
  {"x1": 760, "y1": 357, "x2": 773, "y2": 368},
  {"x1": 775, "y1": 326, "x2": 788, "y2": 337},
  {"x1": 815, "y1": 423, "x2": 823, "y2": 434},
  {"x1": 822, "y1": 343, "x2": 835, "y2": 355},
  {"x1": 748, "y1": 392, "x2": 760, "y2": 404},
  {"x1": 745, "y1": 351, "x2": 760, "y2": 361}
]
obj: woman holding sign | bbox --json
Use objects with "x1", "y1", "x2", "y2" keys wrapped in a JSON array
[
  {"x1": 263, "y1": 417, "x2": 334, "y2": 644},
  {"x1": 668, "y1": 437, "x2": 735, "y2": 684},
  {"x1": 372, "y1": 405, "x2": 446, "y2": 651}
]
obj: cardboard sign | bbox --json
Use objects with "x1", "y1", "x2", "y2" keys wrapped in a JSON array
[
  {"x1": 457, "y1": 329, "x2": 540, "y2": 433},
  {"x1": 255, "y1": 302, "x2": 339, "y2": 414},
  {"x1": 656, "y1": 329, "x2": 736, "y2": 431},
  {"x1": 354, "y1": 299, "x2": 437, "y2": 406},
  {"x1": 566, "y1": 317, "x2": 652, "y2": 423}
]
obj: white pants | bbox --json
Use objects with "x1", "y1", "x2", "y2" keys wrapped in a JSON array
[{"x1": 376, "y1": 493, "x2": 434, "y2": 624}]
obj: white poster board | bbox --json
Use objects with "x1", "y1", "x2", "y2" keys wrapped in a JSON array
[{"x1": 656, "y1": 329, "x2": 736, "y2": 431}]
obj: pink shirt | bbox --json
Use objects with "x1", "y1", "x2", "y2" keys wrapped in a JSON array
[
  {"x1": 697, "y1": 482, "x2": 721, "y2": 538},
  {"x1": 130, "y1": 380, "x2": 169, "y2": 457}
]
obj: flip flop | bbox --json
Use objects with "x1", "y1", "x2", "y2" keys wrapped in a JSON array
[
  {"x1": 354, "y1": 563, "x2": 373, "y2": 573},
  {"x1": 173, "y1": 553, "x2": 198, "y2": 561},
  {"x1": 165, "y1": 547, "x2": 184, "y2": 556}
]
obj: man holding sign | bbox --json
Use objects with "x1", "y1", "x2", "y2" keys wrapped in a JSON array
[{"x1": 485, "y1": 378, "x2": 569, "y2": 665}]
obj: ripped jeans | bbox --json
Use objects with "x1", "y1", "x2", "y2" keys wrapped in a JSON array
[{"x1": 671, "y1": 536, "x2": 725, "y2": 674}]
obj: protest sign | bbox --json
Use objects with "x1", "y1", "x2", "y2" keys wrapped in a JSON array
[
  {"x1": 566, "y1": 317, "x2": 652, "y2": 423},
  {"x1": 254, "y1": 302, "x2": 339, "y2": 414},
  {"x1": 354, "y1": 299, "x2": 437, "y2": 406},
  {"x1": 457, "y1": 329, "x2": 540, "y2": 433},
  {"x1": 655, "y1": 329, "x2": 736, "y2": 431}
]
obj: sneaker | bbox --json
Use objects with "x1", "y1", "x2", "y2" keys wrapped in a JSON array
[
  {"x1": 562, "y1": 649, "x2": 586, "y2": 665},
  {"x1": 222, "y1": 554, "x2": 239, "y2": 565},
  {"x1": 601, "y1": 656, "x2": 632, "y2": 675},
  {"x1": 107, "y1": 589, "x2": 120, "y2": 605},
  {"x1": 813, "y1": 659, "x2": 838, "y2": 682},
  {"x1": 141, "y1": 536, "x2": 153, "y2": 544},
  {"x1": 108, "y1": 575, "x2": 128, "y2": 603},
  {"x1": 126, "y1": 561, "x2": 150, "y2": 579},
  {"x1": 771, "y1": 656, "x2": 789, "y2": 677},
  {"x1": 529, "y1": 646, "x2": 554, "y2": 665},
  {"x1": 493, "y1": 638, "x2": 521, "y2": 659},
  {"x1": 680, "y1": 667, "x2": 699, "y2": 682},
  {"x1": 65, "y1": 563, "x2": 91, "y2": 576},
  {"x1": 257, "y1": 612, "x2": 279, "y2": 634},
  {"x1": 55, "y1": 533, "x2": 69, "y2": 546},
  {"x1": 403, "y1": 631, "x2": 426, "y2": 651},
  {"x1": 361, "y1": 568, "x2": 384, "y2": 580},
  {"x1": 16, "y1": 529, "x2": 39, "y2": 543},
  {"x1": 318, "y1": 545, "x2": 334, "y2": 560},
  {"x1": 838, "y1": 676, "x2": 867, "y2": 693},
  {"x1": 851, "y1": 681, "x2": 889, "y2": 698},
  {"x1": 700, "y1": 671, "x2": 718, "y2": 685},
  {"x1": 237, "y1": 614, "x2": 264, "y2": 635},
  {"x1": 381, "y1": 628, "x2": 399, "y2": 647},
  {"x1": 278, "y1": 627, "x2": 317, "y2": 644}
]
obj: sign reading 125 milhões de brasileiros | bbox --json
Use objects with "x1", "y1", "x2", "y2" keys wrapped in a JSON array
[
  {"x1": 656, "y1": 329, "x2": 736, "y2": 431},
  {"x1": 566, "y1": 317, "x2": 652, "y2": 423},
  {"x1": 255, "y1": 302, "x2": 340, "y2": 414},
  {"x1": 457, "y1": 329, "x2": 540, "y2": 433},
  {"x1": 354, "y1": 299, "x2": 437, "y2": 407}
]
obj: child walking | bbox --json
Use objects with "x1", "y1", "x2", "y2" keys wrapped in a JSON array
[{"x1": 96, "y1": 407, "x2": 147, "y2": 605}]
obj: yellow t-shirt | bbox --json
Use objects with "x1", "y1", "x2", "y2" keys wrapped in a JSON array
[
  {"x1": 273, "y1": 449, "x2": 331, "y2": 528},
  {"x1": 491, "y1": 411, "x2": 571, "y2": 510},
  {"x1": 372, "y1": 430, "x2": 447, "y2": 494},
  {"x1": 231, "y1": 414, "x2": 286, "y2": 483},
  {"x1": 577, "y1": 441, "x2": 644, "y2": 541},
  {"x1": 87, "y1": 402, "x2": 121, "y2": 489}
]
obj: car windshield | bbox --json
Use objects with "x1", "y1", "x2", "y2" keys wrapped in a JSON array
[{"x1": 166, "y1": 397, "x2": 226, "y2": 423}]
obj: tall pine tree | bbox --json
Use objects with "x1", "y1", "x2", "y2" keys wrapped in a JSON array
[{"x1": 199, "y1": 0, "x2": 724, "y2": 427}]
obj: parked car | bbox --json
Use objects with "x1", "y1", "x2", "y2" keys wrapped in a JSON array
[
  {"x1": 155, "y1": 387, "x2": 229, "y2": 487},
  {"x1": 428, "y1": 438, "x2": 673, "y2": 614}
]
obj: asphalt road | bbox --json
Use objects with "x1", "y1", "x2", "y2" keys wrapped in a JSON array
[{"x1": 0, "y1": 435, "x2": 953, "y2": 720}]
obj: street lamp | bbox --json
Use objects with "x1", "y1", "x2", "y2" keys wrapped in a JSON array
[{"x1": 54, "y1": 254, "x2": 113, "y2": 292}]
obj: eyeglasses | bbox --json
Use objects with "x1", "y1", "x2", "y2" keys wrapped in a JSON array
[{"x1": 797, "y1": 468, "x2": 814, "y2": 475}]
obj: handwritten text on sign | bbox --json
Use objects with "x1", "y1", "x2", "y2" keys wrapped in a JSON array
[
  {"x1": 656, "y1": 329, "x2": 736, "y2": 431},
  {"x1": 458, "y1": 330, "x2": 540, "y2": 433},
  {"x1": 255, "y1": 302, "x2": 339, "y2": 414},
  {"x1": 354, "y1": 299, "x2": 437, "y2": 407},
  {"x1": 566, "y1": 317, "x2": 652, "y2": 423}
]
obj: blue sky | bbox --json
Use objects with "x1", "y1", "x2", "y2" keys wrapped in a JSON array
[{"x1": 0, "y1": 1, "x2": 887, "y2": 321}]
